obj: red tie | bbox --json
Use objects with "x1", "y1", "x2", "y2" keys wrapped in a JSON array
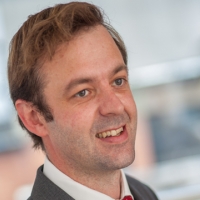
[{"x1": 122, "y1": 195, "x2": 133, "y2": 200}]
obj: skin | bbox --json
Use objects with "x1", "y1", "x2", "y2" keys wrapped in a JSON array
[{"x1": 16, "y1": 25, "x2": 137, "y2": 199}]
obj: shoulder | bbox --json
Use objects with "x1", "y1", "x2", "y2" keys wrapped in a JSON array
[
  {"x1": 28, "y1": 165, "x2": 74, "y2": 200},
  {"x1": 126, "y1": 174, "x2": 159, "y2": 200}
]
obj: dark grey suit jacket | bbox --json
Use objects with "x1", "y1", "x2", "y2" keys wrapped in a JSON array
[{"x1": 28, "y1": 166, "x2": 158, "y2": 200}]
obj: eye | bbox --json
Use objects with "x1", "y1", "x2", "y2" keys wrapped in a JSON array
[
  {"x1": 75, "y1": 89, "x2": 89, "y2": 97},
  {"x1": 114, "y1": 78, "x2": 124, "y2": 86}
]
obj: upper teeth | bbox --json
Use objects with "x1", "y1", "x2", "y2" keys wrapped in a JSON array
[{"x1": 97, "y1": 127, "x2": 123, "y2": 138}]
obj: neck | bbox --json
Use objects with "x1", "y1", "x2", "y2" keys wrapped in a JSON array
[
  {"x1": 45, "y1": 143, "x2": 123, "y2": 199},
  {"x1": 48, "y1": 156, "x2": 122, "y2": 199},
  {"x1": 71, "y1": 169, "x2": 122, "y2": 199}
]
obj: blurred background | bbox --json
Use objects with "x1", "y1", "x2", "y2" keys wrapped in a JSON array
[{"x1": 0, "y1": 0, "x2": 200, "y2": 199}]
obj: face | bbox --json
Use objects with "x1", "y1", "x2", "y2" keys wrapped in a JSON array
[{"x1": 42, "y1": 25, "x2": 137, "y2": 174}]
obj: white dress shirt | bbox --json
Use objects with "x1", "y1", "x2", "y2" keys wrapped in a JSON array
[{"x1": 43, "y1": 157, "x2": 134, "y2": 200}]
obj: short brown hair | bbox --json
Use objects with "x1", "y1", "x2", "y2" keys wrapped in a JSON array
[{"x1": 8, "y1": 2, "x2": 127, "y2": 150}]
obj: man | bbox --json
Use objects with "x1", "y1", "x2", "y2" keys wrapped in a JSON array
[{"x1": 8, "y1": 2, "x2": 158, "y2": 200}]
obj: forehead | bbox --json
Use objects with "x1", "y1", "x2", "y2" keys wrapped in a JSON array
[{"x1": 41, "y1": 25, "x2": 125, "y2": 86}]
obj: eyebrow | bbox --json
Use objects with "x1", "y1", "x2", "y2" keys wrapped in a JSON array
[
  {"x1": 111, "y1": 64, "x2": 128, "y2": 76},
  {"x1": 65, "y1": 64, "x2": 128, "y2": 92},
  {"x1": 65, "y1": 78, "x2": 93, "y2": 92}
]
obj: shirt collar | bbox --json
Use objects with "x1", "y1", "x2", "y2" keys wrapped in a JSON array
[
  {"x1": 121, "y1": 167, "x2": 134, "y2": 199},
  {"x1": 43, "y1": 157, "x2": 133, "y2": 200}
]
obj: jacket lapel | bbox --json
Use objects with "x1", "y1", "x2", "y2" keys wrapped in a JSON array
[
  {"x1": 29, "y1": 165, "x2": 74, "y2": 200},
  {"x1": 126, "y1": 175, "x2": 158, "y2": 200}
]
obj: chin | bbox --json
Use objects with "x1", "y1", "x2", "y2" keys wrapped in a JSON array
[
  {"x1": 119, "y1": 155, "x2": 135, "y2": 169},
  {"x1": 109, "y1": 150, "x2": 135, "y2": 170}
]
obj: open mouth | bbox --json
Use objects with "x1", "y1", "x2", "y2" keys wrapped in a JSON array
[{"x1": 96, "y1": 126, "x2": 124, "y2": 138}]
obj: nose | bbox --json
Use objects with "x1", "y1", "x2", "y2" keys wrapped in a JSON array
[{"x1": 98, "y1": 89, "x2": 124, "y2": 116}]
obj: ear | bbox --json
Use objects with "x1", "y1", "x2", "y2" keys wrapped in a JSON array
[{"x1": 15, "y1": 99, "x2": 48, "y2": 137}]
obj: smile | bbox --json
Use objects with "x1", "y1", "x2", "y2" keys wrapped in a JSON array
[{"x1": 96, "y1": 127, "x2": 124, "y2": 138}]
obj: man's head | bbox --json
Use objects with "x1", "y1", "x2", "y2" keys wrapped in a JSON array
[
  {"x1": 8, "y1": 2, "x2": 127, "y2": 150},
  {"x1": 8, "y1": 2, "x2": 137, "y2": 174}
]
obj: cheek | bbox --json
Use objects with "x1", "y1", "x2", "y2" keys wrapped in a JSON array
[
  {"x1": 123, "y1": 93, "x2": 137, "y2": 123},
  {"x1": 70, "y1": 113, "x2": 85, "y2": 128},
  {"x1": 65, "y1": 105, "x2": 96, "y2": 129},
  {"x1": 122, "y1": 92, "x2": 137, "y2": 112},
  {"x1": 130, "y1": 96, "x2": 137, "y2": 114}
]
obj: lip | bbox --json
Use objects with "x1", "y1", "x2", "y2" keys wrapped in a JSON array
[
  {"x1": 96, "y1": 125, "x2": 128, "y2": 144},
  {"x1": 96, "y1": 124, "x2": 125, "y2": 135}
]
